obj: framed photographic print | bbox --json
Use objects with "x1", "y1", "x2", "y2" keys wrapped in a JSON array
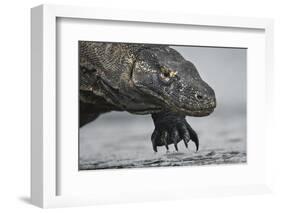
[{"x1": 31, "y1": 4, "x2": 274, "y2": 208}]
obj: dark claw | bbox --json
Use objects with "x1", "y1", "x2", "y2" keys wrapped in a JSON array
[
  {"x1": 153, "y1": 144, "x2": 158, "y2": 152},
  {"x1": 174, "y1": 143, "x2": 178, "y2": 151},
  {"x1": 151, "y1": 131, "x2": 157, "y2": 141},
  {"x1": 161, "y1": 131, "x2": 169, "y2": 151},
  {"x1": 185, "y1": 122, "x2": 199, "y2": 151},
  {"x1": 183, "y1": 137, "x2": 189, "y2": 148},
  {"x1": 151, "y1": 131, "x2": 158, "y2": 152},
  {"x1": 171, "y1": 129, "x2": 179, "y2": 151},
  {"x1": 178, "y1": 125, "x2": 190, "y2": 149}
]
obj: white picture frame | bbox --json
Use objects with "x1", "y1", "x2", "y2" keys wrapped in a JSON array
[{"x1": 31, "y1": 4, "x2": 274, "y2": 208}]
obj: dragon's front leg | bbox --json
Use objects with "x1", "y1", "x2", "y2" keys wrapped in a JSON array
[{"x1": 151, "y1": 111, "x2": 199, "y2": 152}]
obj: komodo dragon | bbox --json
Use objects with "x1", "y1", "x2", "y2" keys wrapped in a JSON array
[{"x1": 79, "y1": 41, "x2": 216, "y2": 152}]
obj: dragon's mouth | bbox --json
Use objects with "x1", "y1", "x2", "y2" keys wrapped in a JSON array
[
  {"x1": 134, "y1": 85, "x2": 216, "y2": 116},
  {"x1": 127, "y1": 107, "x2": 162, "y2": 115},
  {"x1": 129, "y1": 106, "x2": 214, "y2": 116},
  {"x1": 183, "y1": 108, "x2": 214, "y2": 117},
  {"x1": 168, "y1": 97, "x2": 216, "y2": 117},
  {"x1": 170, "y1": 104, "x2": 215, "y2": 117}
]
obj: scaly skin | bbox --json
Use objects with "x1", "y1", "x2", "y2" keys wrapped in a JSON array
[{"x1": 79, "y1": 41, "x2": 216, "y2": 152}]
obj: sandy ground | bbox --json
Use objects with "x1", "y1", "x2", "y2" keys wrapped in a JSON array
[{"x1": 79, "y1": 105, "x2": 246, "y2": 170}]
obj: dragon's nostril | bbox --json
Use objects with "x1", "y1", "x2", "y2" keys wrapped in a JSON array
[{"x1": 195, "y1": 93, "x2": 203, "y2": 101}]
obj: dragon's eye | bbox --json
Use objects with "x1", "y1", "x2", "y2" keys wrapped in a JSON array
[
  {"x1": 163, "y1": 71, "x2": 170, "y2": 78},
  {"x1": 159, "y1": 66, "x2": 177, "y2": 83},
  {"x1": 160, "y1": 72, "x2": 171, "y2": 82}
]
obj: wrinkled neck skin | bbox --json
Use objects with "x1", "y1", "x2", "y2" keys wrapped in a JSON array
[{"x1": 97, "y1": 74, "x2": 164, "y2": 114}]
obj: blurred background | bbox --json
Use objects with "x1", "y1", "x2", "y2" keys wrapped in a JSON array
[{"x1": 79, "y1": 45, "x2": 247, "y2": 170}]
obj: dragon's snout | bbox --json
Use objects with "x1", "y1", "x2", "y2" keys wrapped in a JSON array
[
  {"x1": 176, "y1": 80, "x2": 216, "y2": 117},
  {"x1": 193, "y1": 89, "x2": 216, "y2": 109}
]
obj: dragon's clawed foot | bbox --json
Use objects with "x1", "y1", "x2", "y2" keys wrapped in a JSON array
[{"x1": 151, "y1": 112, "x2": 199, "y2": 152}]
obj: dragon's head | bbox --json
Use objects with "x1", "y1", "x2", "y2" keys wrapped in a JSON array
[{"x1": 129, "y1": 46, "x2": 216, "y2": 116}]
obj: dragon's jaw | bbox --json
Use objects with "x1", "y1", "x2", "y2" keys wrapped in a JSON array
[{"x1": 124, "y1": 83, "x2": 216, "y2": 117}]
